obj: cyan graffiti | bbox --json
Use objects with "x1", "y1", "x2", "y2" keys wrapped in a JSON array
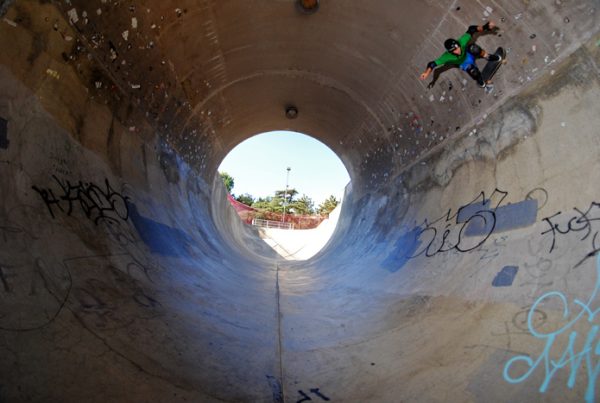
[
  {"x1": 503, "y1": 254, "x2": 600, "y2": 402},
  {"x1": 541, "y1": 202, "x2": 600, "y2": 255}
]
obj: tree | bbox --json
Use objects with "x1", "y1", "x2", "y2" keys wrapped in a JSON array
[
  {"x1": 220, "y1": 172, "x2": 234, "y2": 193},
  {"x1": 265, "y1": 188, "x2": 296, "y2": 214},
  {"x1": 292, "y1": 194, "x2": 315, "y2": 215},
  {"x1": 235, "y1": 193, "x2": 255, "y2": 206},
  {"x1": 317, "y1": 195, "x2": 339, "y2": 215},
  {"x1": 274, "y1": 188, "x2": 298, "y2": 204},
  {"x1": 251, "y1": 196, "x2": 273, "y2": 210}
]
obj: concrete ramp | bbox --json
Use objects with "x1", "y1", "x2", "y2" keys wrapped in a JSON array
[
  {"x1": 1, "y1": 1, "x2": 600, "y2": 402},
  {"x1": 259, "y1": 202, "x2": 343, "y2": 260}
]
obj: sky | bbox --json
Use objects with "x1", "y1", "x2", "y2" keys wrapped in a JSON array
[{"x1": 218, "y1": 131, "x2": 350, "y2": 205}]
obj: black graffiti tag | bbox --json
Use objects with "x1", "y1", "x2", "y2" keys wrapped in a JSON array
[
  {"x1": 32, "y1": 175, "x2": 129, "y2": 225},
  {"x1": 541, "y1": 201, "x2": 600, "y2": 255},
  {"x1": 408, "y1": 189, "x2": 506, "y2": 258},
  {"x1": 296, "y1": 388, "x2": 330, "y2": 402}
]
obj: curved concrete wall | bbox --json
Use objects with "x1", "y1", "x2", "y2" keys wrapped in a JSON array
[{"x1": 1, "y1": 1, "x2": 600, "y2": 402}]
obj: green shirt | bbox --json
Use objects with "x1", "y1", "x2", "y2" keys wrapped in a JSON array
[{"x1": 434, "y1": 32, "x2": 472, "y2": 66}]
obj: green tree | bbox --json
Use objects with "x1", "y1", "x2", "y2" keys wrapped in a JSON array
[
  {"x1": 235, "y1": 193, "x2": 255, "y2": 206},
  {"x1": 251, "y1": 196, "x2": 273, "y2": 210},
  {"x1": 317, "y1": 195, "x2": 339, "y2": 215},
  {"x1": 274, "y1": 188, "x2": 298, "y2": 204},
  {"x1": 219, "y1": 172, "x2": 234, "y2": 193},
  {"x1": 291, "y1": 194, "x2": 315, "y2": 215},
  {"x1": 253, "y1": 189, "x2": 297, "y2": 214}
]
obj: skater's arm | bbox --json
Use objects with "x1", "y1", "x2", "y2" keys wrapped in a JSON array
[
  {"x1": 467, "y1": 21, "x2": 496, "y2": 35},
  {"x1": 420, "y1": 61, "x2": 437, "y2": 80}
]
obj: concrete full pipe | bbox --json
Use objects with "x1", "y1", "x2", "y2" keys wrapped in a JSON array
[{"x1": 1, "y1": 0, "x2": 600, "y2": 401}]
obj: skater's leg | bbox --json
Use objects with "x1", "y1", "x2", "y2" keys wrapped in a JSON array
[{"x1": 465, "y1": 64, "x2": 486, "y2": 87}]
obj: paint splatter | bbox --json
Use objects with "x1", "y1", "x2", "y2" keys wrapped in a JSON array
[{"x1": 492, "y1": 266, "x2": 518, "y2": 287}]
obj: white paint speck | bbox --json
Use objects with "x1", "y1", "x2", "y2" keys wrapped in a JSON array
[
  {"x1": 3, "y1": 18, "x2": 17, "y2": 27},
  {"x1": 67, "y1": 8, "x2": 79, "y2": 24},
  {"x1": 132, "y1": 17, "x2": 138, "y2": 29},
  {"x1": 122, "y1": 30, "x2": 129, "y2": 41}
]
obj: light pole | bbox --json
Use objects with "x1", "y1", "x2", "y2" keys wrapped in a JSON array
[{"x1": 282, "y1": 167, "x2": 291, "y2": 223}]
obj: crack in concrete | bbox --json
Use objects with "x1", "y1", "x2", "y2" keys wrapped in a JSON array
[{"x1": 275, "y1": 263, "x2": 286, "y2": 403}]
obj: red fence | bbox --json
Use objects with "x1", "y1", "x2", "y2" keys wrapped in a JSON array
[{"x1": 227, "y1": 195, "x2": 326, "y2": 229}]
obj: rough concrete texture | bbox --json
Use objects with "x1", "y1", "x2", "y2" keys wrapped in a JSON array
[{"x1": 1, "y1": 0, "x2": 600, "y2": 402}]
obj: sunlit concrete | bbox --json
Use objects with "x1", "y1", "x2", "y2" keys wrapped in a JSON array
[
  {"x1": 259, "y1": 201, "x2": 343, "y2": 260},
  {"x1": 1, "y1": 1, "x2": 600, "y2": 402}
]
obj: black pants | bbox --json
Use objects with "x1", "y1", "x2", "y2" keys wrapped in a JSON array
[{"x1": 465, "y1": 44, "x2": 485, "y2": 86}]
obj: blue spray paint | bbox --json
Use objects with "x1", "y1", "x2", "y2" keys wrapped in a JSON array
[
  {"x1": 492, "y1": 266, "x2": 519, "y2": 287},
  {"x1": 503, "y1": 254, "x2": 600, "y2": 402},
  {"x1": 382, "y1": 226, "x2": 422, "y2": 272}
]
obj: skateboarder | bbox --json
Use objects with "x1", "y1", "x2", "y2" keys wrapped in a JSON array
[{"x1": 419, "y1": 21, "x2": 502, "y2": 88}]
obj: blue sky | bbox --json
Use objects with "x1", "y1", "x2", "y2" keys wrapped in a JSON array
[{"x1": 218, "y1": 131, "x2": 350, "y2": 205}]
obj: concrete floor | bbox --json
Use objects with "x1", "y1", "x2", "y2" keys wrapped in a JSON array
[{"x1": 1, "y1": 0, "x2": 600, "y2": 402}]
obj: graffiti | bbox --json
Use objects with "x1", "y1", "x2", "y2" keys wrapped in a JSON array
[
  {"x1": 526, "y1": 187, "x2": 549, "y2": 211},
  {"x1": 479, "y1": 235, "x2": 508, "y2": 261},
  {"x1": 0, "y1": 264, "x2": 13, "y2": 292},
  {"x1": 66, "y1": 256, "x2": 161, "y2": 330},
  {"x1": 32, "y1": 175, "x2": 129, "y2": 225},
  {"x1": 408, "y1": 189, "x2": 506, "y2": 258},
  {"x1": 503, "y1": 254, "x2": 600, "y2": 402},
  {"x1": 0, "y1": 116, "x2": 8, "y2": 149},
  {"x1": 390, "y1": 187, "x2": 541, "y2": 263},
  {"x1": 383, "y1": 188, "x2": 538, "y2": 271},
  {"x1": 541, "y1": 202, "x2": 600, "y2": 257},
  {"x1": 296, "y1": 388, "x2": 330, "y2": 402},
  {"x1": 0, "y1": 257, "x2": 72, "y2": 332}
]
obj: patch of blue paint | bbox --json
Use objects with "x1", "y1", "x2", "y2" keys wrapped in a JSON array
[
  {"x1": 457, "y1": 199, "x2": 491, "y2": 223},
  {"x1": 382, "y1": 226, "x2": 422, "y2": 272},
  {"x1": 129, "y1": 203, "x2": 194, "y2": 257},
  {"x1": 465, "y1": 199, "x2": 538, "y2": 236},
  {"x1": 266, "y1": 375, "x2": 284, "y2": 403},
  {"x1": 492, "y1": 265, "x2": 519, "y2": 287}
]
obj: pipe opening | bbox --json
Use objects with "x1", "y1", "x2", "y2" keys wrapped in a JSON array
[{"x1": 218, "y1": 130, "x2": 350, "y2": 260}]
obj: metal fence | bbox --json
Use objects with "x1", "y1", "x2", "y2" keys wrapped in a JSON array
[{"x1": 252, "y1": 218, "x2": 294, "y2": 230}]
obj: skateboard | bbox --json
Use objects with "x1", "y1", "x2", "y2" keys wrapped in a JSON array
[{"x1": 481, "y1": 47, "x2": 506, "y2": 84}]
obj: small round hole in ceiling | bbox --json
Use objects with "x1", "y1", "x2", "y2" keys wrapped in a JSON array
[
  {"x1": 285, "y1": 105, "x2": 298, "y2": 119},
  {"x1": 296, "y1": 0, "x2": 319, "y2": 14}
]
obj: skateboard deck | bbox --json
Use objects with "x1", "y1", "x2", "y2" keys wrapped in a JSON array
[{"x1": 481, "y1": 47, "x2": 506, "y2": 83}]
